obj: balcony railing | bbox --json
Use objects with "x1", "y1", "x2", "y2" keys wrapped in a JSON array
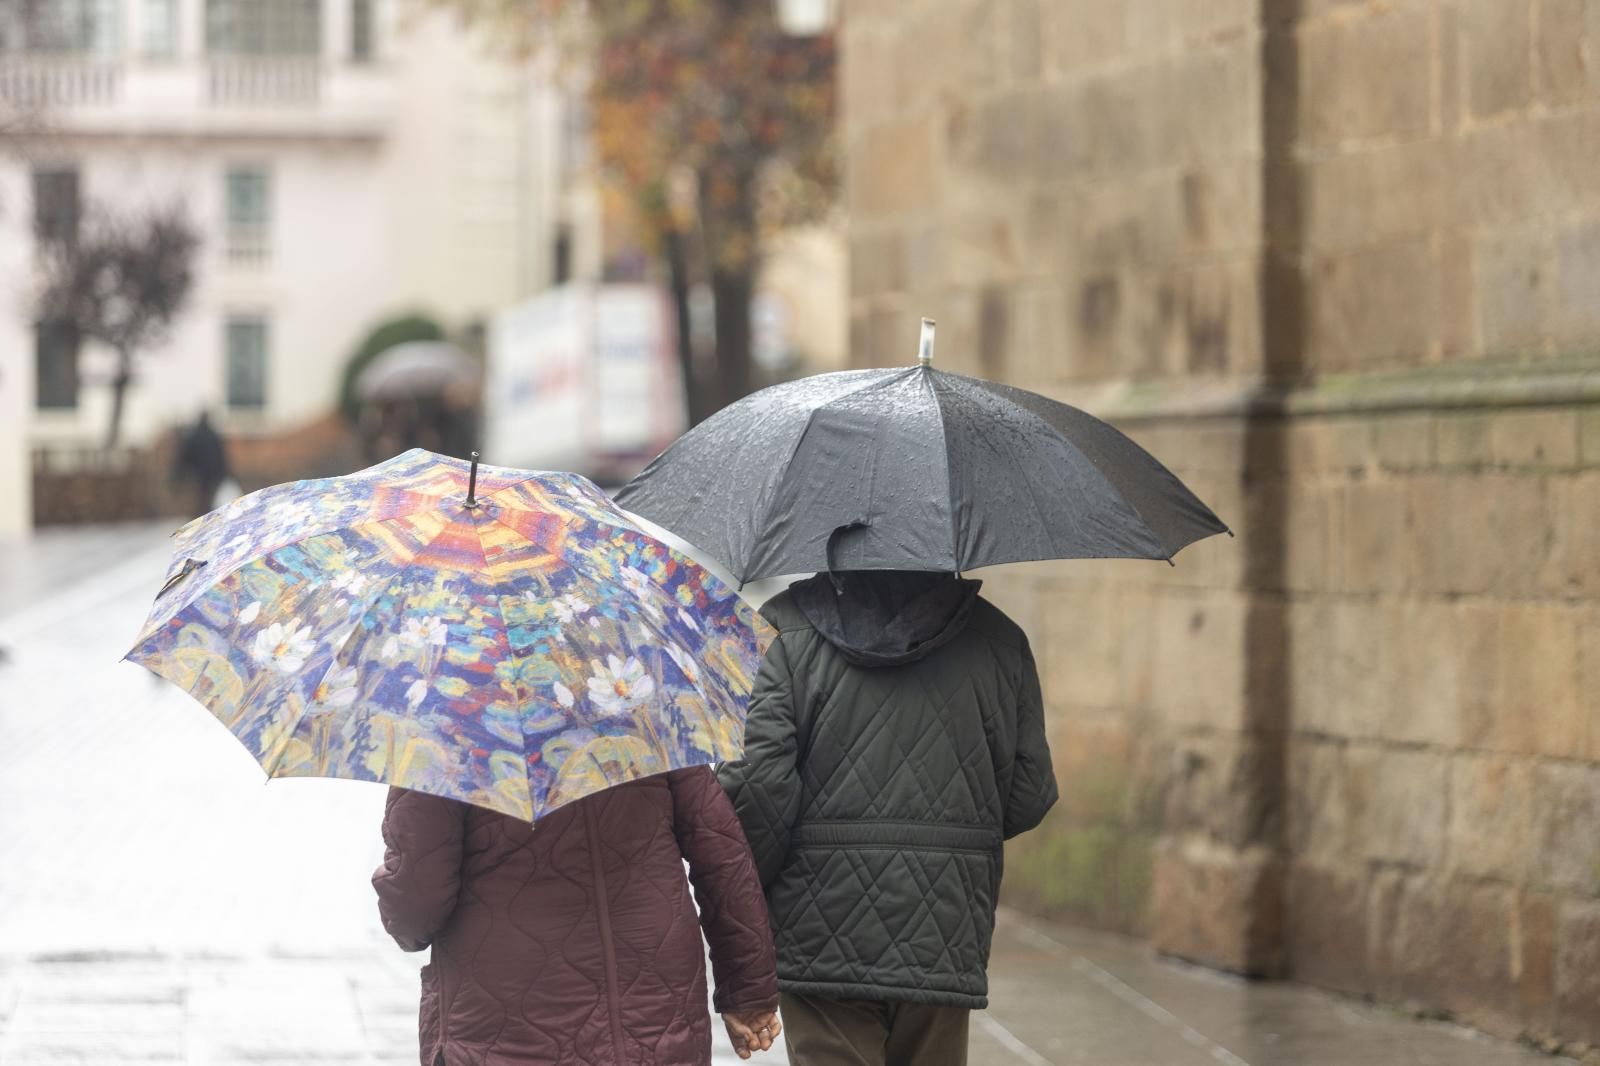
[
  {"x1": 0, "y1": 59, "x2": 122, "y2": 108},
  {"x1": 207, "y1": 57, "x2": 322, "y2": 106}
]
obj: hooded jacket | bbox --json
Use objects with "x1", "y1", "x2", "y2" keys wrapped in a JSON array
[
  {"x1": 717, "y1": 572, "x2": 1057, "y2": 1009},
  {"x1": 373, "y1": 766, "x2": 777, "y2": 1065}
]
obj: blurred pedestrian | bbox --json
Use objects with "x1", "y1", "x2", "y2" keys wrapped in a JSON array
[
  {"x1": 719, "y1": 570, "x2": 1058, "y2": 1066},
  {"x1": 373, "y1": 767, "x2": 784, "y2": 1064},
  {"x1": 171, "y1": 411, "x2": 229, "y2": 518}
]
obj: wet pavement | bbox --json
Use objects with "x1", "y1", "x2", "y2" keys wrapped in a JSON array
[{"x1": 0, "y1": 523, "x2": 1576, "y2": 1065}]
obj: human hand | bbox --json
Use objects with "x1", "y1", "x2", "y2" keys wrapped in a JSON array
[{"x1": 722, "y1": 1009, "x2": 782, "y2": 1059}]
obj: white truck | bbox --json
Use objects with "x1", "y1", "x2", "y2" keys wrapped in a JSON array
[{"x1": 484, "y1": 283, "x2": 685, "y2": 486}]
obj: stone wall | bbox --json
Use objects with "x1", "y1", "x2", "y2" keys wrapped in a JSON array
[{"x1": 842, "y1": 0, "x2": 1599, "y2": 1048}]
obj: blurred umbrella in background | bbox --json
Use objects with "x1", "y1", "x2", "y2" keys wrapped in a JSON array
[{"x1": 353, "y1": 340, "x2": 481, "y2": 403}]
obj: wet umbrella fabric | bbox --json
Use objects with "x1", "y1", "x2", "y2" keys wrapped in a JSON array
[
  {"x1": 616, "y1": 366, "x2": 1229, "y2": 584},
  {"x1": 126, "y1": 449, "x2": 773, "y2": 822}
]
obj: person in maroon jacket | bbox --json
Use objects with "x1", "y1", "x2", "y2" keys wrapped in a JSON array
[{"x1": 374, "y1": 766, "x2": 782, "y2": 1065}]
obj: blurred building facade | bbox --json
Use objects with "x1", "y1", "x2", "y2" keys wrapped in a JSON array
[
  {"x1": 0, "y1": 0, "x2": 599, "y2": 531},
  {"x1": 844, "y1": 0, "x2": 1598, "y2": 1050}
]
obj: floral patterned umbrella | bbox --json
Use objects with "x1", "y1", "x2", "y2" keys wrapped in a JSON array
[{"x1": 126, "y1": 449, "x2": 774, "y2": 822}]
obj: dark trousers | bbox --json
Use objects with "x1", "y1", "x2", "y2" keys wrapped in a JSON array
[{"x1": 780, "y1": 991, "x2": 969, "y2": 1066}]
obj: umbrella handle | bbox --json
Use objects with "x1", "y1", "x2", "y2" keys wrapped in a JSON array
[{"x1": 825, "y1": 521, "x2": 870, "y2": 593}]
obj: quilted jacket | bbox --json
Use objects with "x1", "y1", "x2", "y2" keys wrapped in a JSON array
[
  {"x1": 372, "y1": 766, "x2": 777, "y2": 1065},
  {"x1": 718, "y1": 572, "x2": 1057, "y2": 1009}
]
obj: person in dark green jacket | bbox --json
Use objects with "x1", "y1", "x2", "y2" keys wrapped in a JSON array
[{"x1": 718, "y1": 570, "x2": 1058, "y2": 1066}]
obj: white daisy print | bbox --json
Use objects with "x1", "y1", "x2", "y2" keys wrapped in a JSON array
[
  {"x1": 251, "y1": 619, "x2": 315, "y2": 673},
  {"x1": 586, "y1": 655, "x2": 656, "y2": 716},
  {"x1": 553, "y1": 681, "x2": 576, "y2": 709},
  {"x1": 401, "y1": 616, "x2": 448, "y2": 648},
  {"x1": 310, "y1": 664, "x2": 360, "y2": 709},
  {"x1": 238, "y1": 600, "x2": 262, "y2": 625},
  {"x1": 620, "y1": 566, "x2": 652, "y2": 596},
  {"x1": 406, "y1": 679, "x2": 428, "y2": 708}
]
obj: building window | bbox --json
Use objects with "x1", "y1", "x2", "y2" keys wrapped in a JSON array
[
  {"x1": 32, "y1": 167, "x2": 81, "y2": 245},
  {"x1": 35, "y1": 321, "x2": 80, "y2": 410},
  {"x1": 225, "y1": 316, "x2": 268, "y2": 410},
  {"x1": 14, "y1": 0, "x2": 121, "y2": 55},
  {"x1": 350, "y1": 0, "x2": 374, "y2": 62},
  {"x1": 143, "y1": 0, "x2": 178, "y2": 58},
  {"x1": 223, "y1": 166, "x2": 270, "y2": 265},
  {"x1": 205, "y1": 0, "x2": 320, "y2": 56}
]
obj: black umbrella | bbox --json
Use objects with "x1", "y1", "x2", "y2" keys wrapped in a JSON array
[{"x1": 616, "y1": 319, "x2": 1230, "y2": 584}]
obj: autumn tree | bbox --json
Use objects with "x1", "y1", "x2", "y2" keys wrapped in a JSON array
[
  {"x1": 434, "y1": 0, "x2": 836, "y2": 420},
  {"x1": 34, "y1": 202, "x2": 200, "y2": 447}
]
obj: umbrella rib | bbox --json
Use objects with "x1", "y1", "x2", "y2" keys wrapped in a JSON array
[
  {"x1": 466, "y1": 518, "x2": 537, "y2": 820},
  {"x1": 927, "y1": 372, "x2": 963, "y2": 572}
]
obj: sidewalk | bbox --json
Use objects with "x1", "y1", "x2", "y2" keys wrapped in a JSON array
[{"x1": 0, "y1": 525, "x2": 1576, "y2": 1065}]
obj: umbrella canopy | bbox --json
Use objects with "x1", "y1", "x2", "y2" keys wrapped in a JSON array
[
  {"x1": 354, "y1": 341, "x2": 480, "y2": 401},
  {"x1": 127, "y1": 448, "x2": 773, "y2": 822},
  {"x1": 616, "y1": 320, "x2": 1229, "y2": 584}
]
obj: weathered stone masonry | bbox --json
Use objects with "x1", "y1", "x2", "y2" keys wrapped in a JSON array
[{"x1": 842, "y1": 0, "x2": 1599, "y2": 1047}]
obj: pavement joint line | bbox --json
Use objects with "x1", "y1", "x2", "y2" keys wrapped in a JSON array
[
  {"x1": 974, "y1": 1012, "x2": 1054, "y2": 1066},
  {"x1": 1068, "y1": 957, "x2": 1253, "y2": 1066}
]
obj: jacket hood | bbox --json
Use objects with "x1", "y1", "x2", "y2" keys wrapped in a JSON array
[{"x1": 788, "y1": 570, "x2": 982, "y2": 668}]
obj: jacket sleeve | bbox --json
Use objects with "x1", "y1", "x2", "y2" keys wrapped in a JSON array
[
  {"x1": 716, "y1": 635, "x2": 802, "y2": 886},
  {"x1": 1004, "y1": 640, "x2": 1058, "y2": 840},
  {"x1": 669, "y1": 765, "x2": 779, "y2": 1014},
  {"x1": 371, "y1": 786, "x2": 466, "y2": 952}
]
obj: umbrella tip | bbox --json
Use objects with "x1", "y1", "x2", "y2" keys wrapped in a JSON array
[
  {"x1": 466, "y1": 451, "x2": 481, "y2": 508},
  {"x1": 918, "y1": 318, "x2": 936, "y2": 366}
]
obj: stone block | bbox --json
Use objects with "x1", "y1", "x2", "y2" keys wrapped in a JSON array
[
  {"x1": 1150, "y1": 837, "x2": 1285, "y2": 976},
  {"x1": 1388, "y1": 599, "x2": 1481, "y2": 748},
  {"x1": 1584, "y1": 607, "x2": 1600, "y2": 761},
  {"x1": 1542, "y1": 473, "x2": 1600, "y2": 599},
  {"x1": 1453, "y1": 124, "x2": 1542, "y2": 228},
  {"x1": 1372, "y1": 415, "x2": 1435, "y2": 471},
  {"x1": 1459, "y1": 0, "x2": 1532, "y2": 118},
  {"x1": 1299, "y1": 5, "x2": 1432, "y2": 149},
  {"x1": 1539, "y1": 110, "x2": 1600, "y2": 219},
  {"x1": 1368, "y1": 874, "x2": 1519, "y2": 1030},
  {"x1": 1306, "y1": 237, "x2": 1436, "y2": 369},
  {"x1": 1147, "y1": 592, "x2": 1247, "y2": 729},
  {"x1": 1311, "y1": 601, "x2": 1397, "y2": 739},
  {"x1": 1478, "y1": 226, "x2": 1551, "y2": 355},
  {"x1": 1245, "y1": 479, "x2": 1335, "y2": 593},
  {"x1": 1125, "y1": 0, "x2": 1257, "y2": 52},
  {"x1": 1040, "y1": 579, "x2": 1122, "y2": 709},
  {"x1": 891, "y1": 1, "x2": 1000, "y2": 114},
  {"x1": 1284, "y1": 861, "x2": 1369, "y2": 994},
  {"x1": 1405, "y1": 473, "x2": 1546, "y2": 595},
  {"x1": 850, "y1": 229, "x2": 905, "y2": 299},
  {"x1": 999, "y1": 0, "x2": 1043, "y2": 87},
  {"x1": 1556, "y1": 900, "x2": 1600, "y2": 1045},
  {"x1": 1302, "y1": 141, "x2": 1449, "y2": 253},
  {"x1": 1536, "y1": 0, "x2": 1590, "y2": 105},
  {"x1": 1437, "y1": 229, "x2": 1477, "y2": 360},
  {"x1": 848, "y1": 116, "x2": 938, "y2": 220},
  {"x1": 1042, "y1": 0, "x2": 1127, "y2": 74},
  {"x1": 1435, "y1": 411, "x2": 1494, "y2": 467},
  {"x1": 1338, "y1": 480, "x2": 1409, "y2": 594},
  {"x1": 1555, "y1": 219, "x2": 1600, "y2": 345},
  {"x1": 1532, "y1": 763, "x2": 1600, "y2": 895},
  {"x1": 1490, "y1": 408, "x2": 1581, "y2": 468},
  {"x1": 1478, "y1": 604, "x2": 1586, "y2": 759},
  {"x1": 1164, "y1": 731, "x2": 1282, "y2": 849},
  {"x1": 840, "y1": 25, "x2": 898, "y2": 129},
  {"x1": 1363, "y1": 748, "x2": 1449, "y2": 868},
  {"x1": 1584, "y1": 408, "x2": 1600, "y2": 467},
  {"x1": 1002, "y1": 811, "x2": 1156, "y2": 934},
  {"x1": 1287, "y1": 738, "x2": 1361, "y2": 863},
  {"x1": 1446, "y1": 754, "x2": 1536, "y2": 881},
  {"x1": 1047, "y1": 711, "x2": 1161, "y2": 827},
  {"x1": 946, "y1": 90, "x2": 1040, "y2": 190}
]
